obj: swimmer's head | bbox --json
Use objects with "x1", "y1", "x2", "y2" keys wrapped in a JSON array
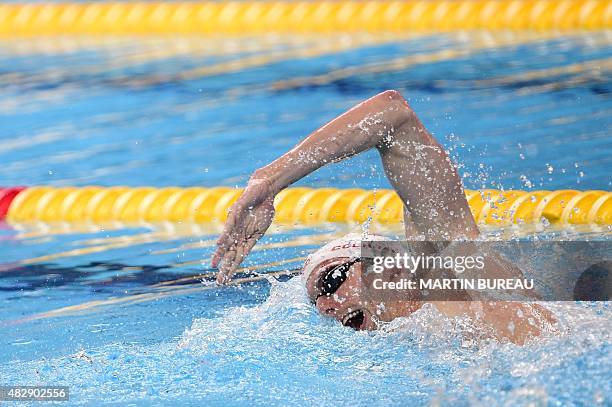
[
  {"x1": 301, "y1": 233, "x2": 391, "y2": 285},
  {"x1": 301, "y1": 233, "x2": 392, "y2": 330}
]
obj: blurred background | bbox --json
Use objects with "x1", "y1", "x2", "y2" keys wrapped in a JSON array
[
  {"x1": 1, "y1": 2, "x2": 610, "y2": 191},
  {"x1": 0, "y1": 2, "x2": 610, "y2": 405}
]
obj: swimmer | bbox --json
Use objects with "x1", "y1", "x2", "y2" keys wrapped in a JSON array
[{"x1": 212, "y1": 90, "x2": 556, "y2": 345}]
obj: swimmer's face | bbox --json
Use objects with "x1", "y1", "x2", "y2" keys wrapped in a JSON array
[
  {"x1": 305, "y1": 257, "x2": 377, "y2": 330},
  {"x1": 305, "y1": 257, "x2": 422, "y2": 330}
]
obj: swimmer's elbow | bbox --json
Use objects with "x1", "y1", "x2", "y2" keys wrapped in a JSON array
[
  {"x1": 374, "y1": 90, "x2": 417, "y2": 130},
  {"x1": 377, "y1": 89, "x2": 407, "y2": 105}
]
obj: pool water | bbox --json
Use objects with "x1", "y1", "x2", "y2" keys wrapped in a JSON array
[{"x1": 0, "y1": 32, "x2": 611, "y2": 405}]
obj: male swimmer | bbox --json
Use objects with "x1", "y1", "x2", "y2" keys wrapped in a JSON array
[{"x1": 212, "y1": 90, "x2": 556, "y2": 345}]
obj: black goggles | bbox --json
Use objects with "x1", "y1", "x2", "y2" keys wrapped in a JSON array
[{"x1": 313, "y1": 258, "x2": 361, "y2": 303}]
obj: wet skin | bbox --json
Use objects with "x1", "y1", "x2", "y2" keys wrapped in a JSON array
[
  {"x1": 212, "y1": 90, "x2": 558, "y2": 345},
  {"x1": 305, "y1": 257, "x2": 421, "y2": 331},
  {"x1": 212, "y1": 89, "x2": 479, "y2": 282},
  {"x1": 305, "y1": 256, "x2": 557, "y2": 345}
]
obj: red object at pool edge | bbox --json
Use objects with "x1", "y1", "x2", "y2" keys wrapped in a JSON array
[{"x1": 0, "y1": 187, "x2": 26, "y2": 220}]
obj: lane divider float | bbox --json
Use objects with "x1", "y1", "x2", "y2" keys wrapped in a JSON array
[
  {"x1": 1, "y1": 186, "x2": 610, "y2": 226},
  {"x1": 1, "y1": 1, "x2": 610, "y2": 37}
]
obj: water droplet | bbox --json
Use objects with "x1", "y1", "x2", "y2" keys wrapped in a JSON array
[{"x1": 520, "y1": 175, "x2": 533, "y2": 189}]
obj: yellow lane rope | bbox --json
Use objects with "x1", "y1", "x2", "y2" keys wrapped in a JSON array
[
  {"x1": 0, "y1": 1, "x2": 610, "y2": 37},
  {"x1": 6, "y1": 186, "x2": 612, "y2": 225}
]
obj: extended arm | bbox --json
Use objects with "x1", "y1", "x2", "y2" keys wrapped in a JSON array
[{"x1": 212, "y1": 90, "x2": 478, "y2": 282}]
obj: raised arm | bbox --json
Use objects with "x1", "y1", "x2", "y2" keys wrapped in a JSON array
[{"x1": 212, "y1": 90, "x2": 478, "y2": 283}]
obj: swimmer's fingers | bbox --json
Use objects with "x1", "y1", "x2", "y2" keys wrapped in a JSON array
[
  {"x1": 212, "y1": 228, "x2": 236, "y2": 267},
  {"x1": 212, "y1": 234, "x2": 232, "y2": 268},
  {"x1": 216, "y1": 245, "x2": 237, "y2": 284},
  {"x1": 215, "y1": 239, "x2": 247, "y2": 284},
  {"x1": 211, "y1": 235, "x2": 227, "y2": 268},
  {"x1": 215, "y1": 228, "x2": 247, "y2": 283},
  {"x1": 211, "y1": 204, "x2": 245, "y2": 267},
  {"x1": 213, "y1": 195, "x2": 275, "y2": 282},
  {"x1": 215, "y1": 235, "x2": 260, "y2": 284},
  {"x1": 234, "y1": 236, "x2": 259, "y2": 272},
  {"x1": 212, "y1": 221, "x2": 246, "y2": 273},
  {"x1": 217, "y1": 244, "x2": 247, "y2": 284},
  {"x1": 213, "y1": 225, "x2": 240, "y2": 271}
]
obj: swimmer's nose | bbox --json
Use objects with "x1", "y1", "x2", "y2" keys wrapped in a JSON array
[{"x1": 315, "y1": 295, "x2": 340, "y2": 317}]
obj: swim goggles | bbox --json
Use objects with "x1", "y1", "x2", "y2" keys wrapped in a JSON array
[{"x1": 312, "y1": 258, "x2": 361, "y2": 303}]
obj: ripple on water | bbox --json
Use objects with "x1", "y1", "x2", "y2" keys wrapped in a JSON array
[{"x1": 0, "y1": 278, "x2": 609, "y2": 405}]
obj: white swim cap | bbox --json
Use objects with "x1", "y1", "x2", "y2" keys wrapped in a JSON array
[{"x1": 301, "y1": 232, "x2": 392, "y2": 285}]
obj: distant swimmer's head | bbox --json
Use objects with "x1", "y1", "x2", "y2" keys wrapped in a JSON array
[{"x1": 301, "y1": 233, "x2": 392, "y2": 331}]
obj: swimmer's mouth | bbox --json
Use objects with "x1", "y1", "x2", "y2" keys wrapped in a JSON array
[{"x1": 342, "y1": 310, "x2": 366, "y2": 330}]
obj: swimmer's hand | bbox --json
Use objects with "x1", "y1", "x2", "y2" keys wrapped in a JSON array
[{"x1": 212, "y1": 178, "x2": 276, "y2": 284}]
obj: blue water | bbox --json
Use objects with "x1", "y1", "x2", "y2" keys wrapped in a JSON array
[{"x1": 0, "y1": 32, "x2": 610, "y2": 405}]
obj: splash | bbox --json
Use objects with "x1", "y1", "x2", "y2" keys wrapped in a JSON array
[{"x1": 0, "y1": 276, "x2": 608, "y2": 405}]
